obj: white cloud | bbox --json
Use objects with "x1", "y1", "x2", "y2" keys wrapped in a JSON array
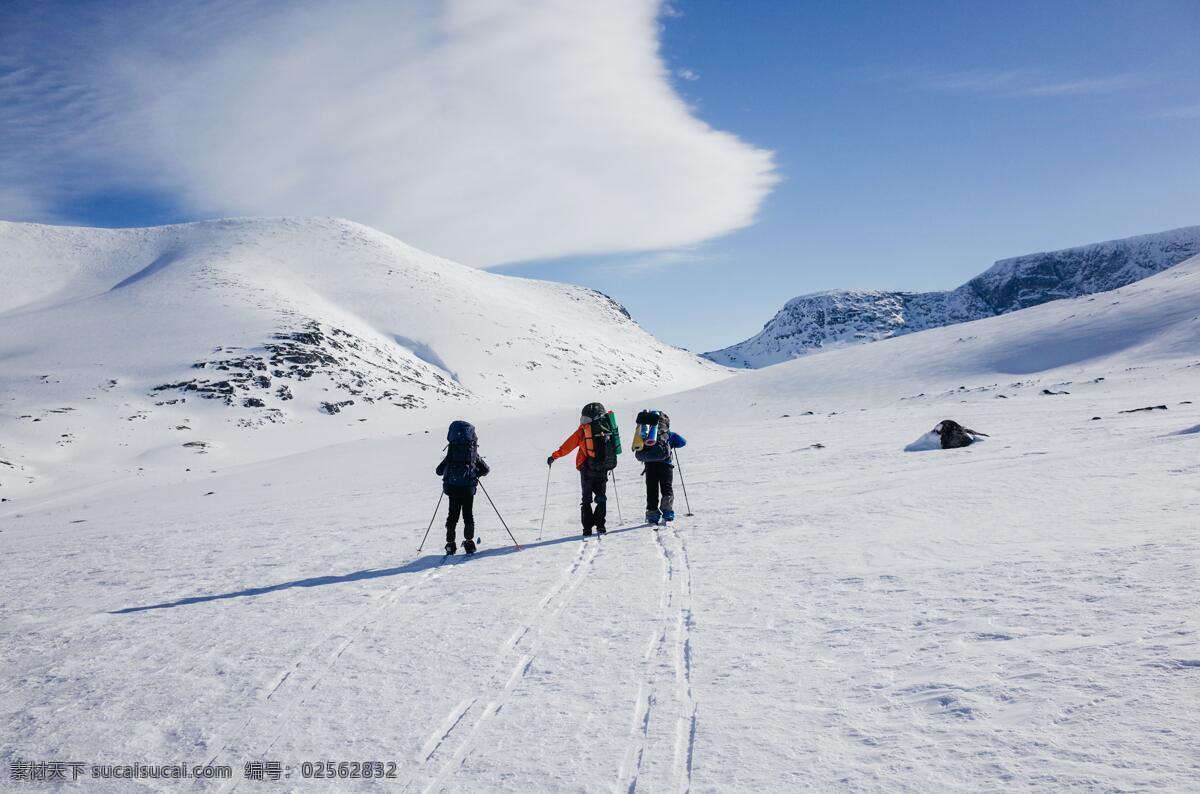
[
  {"x1": 677, "y1": 68, "x2": 700, "y2": 82},
  {"x1": 879, "y1": 66, "x2": 1143, "y2": 99},
  {"x1": 0, "y1": 0, "x2": 776, "y2": 266},
  {"x1": 595, "y1": 247, "x2": 712, "y2": 276}
]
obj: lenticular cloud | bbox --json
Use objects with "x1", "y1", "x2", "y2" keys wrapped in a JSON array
[{"x1": 0, "y1": 0, "x2": 777, "y2": 266}]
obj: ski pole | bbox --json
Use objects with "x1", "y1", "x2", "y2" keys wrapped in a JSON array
[
  {"x1": 673, "y1": 449, "x2": 694, "y2": 516},
  {"x1": 417, "y1": 491, "x2": 445, "y2": 552},
  {"x1": 538, "y1": 466, "x2": 551, "y2": 541},
  {"x1": 609, "y1": 469, "x2": 623, "y2": 524},
  {"x1": 479, "y1": 481, "x2": 522, "y2": 550}
]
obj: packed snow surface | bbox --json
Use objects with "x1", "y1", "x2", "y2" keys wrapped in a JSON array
[
  {"x1": 707, "y1": 224, "x2": 1200, "y2": 367},
  {"x1": 2, "y1": 228, "x2": 1199, "y2": 790}
]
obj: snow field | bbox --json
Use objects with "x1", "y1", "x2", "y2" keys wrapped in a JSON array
[
  {"x1": 2, "y1": 224, "x2": 1199, "y2": 791},
  {"x1": 3, "y1": 367, "x2": 1198, "y2": 791}
]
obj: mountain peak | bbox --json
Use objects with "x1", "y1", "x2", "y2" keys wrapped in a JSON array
[{"x1": 706, "y1": 225, "x2": 1200, "y2": 368}]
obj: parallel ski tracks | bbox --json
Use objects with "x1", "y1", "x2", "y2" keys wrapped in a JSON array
[
  {"x1": 414, "y1": 538, "x2": 602, "y2": 792},
  {"x1": 616, "y1": 524, "x2": 697, "y2": 793},
  {"x1": 207, "y1": 557, "x2": 454, "y2": 792},
  {"x1": 204, "y1": 524, "x2": 689, "y2": 792}
]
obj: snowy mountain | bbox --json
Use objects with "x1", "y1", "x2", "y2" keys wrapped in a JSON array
[
  {"x1": 0, "y1": 218, "x2": 724, "y2": 496},
  {"x1": 706, "y1": 225, "x2": 1200, "y2": 367},
  {"x1": 4, "y1": 239, "x2": 1199, "y2": 790}
]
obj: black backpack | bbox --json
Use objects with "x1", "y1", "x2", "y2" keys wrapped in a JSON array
[
  {"x1": 937, "y1": 419, "x2": 976, "y2": 449},
  {"x1": 443, "y1": 420, "x2": 479, "y2": 486},
  {"x1": 582, "y1": 402, "x2": 618, "y2": 472},
  {"x1": 634, "y1": 409, "x2": 672, "y2": 463}
]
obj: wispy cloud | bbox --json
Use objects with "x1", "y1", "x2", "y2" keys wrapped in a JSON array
[
  {"x1": 1151, "y1": 104, "x2": 1200, "y2": 120},
  {"x1": 596, "y1": 247, "x2": 712, "y2": 276},
  {"x1": 878, "y1": 66, "x2": 1143, "y2": 99},
  {"x1": 0, "y1": 0, "x2": 776, "y2": 267}
]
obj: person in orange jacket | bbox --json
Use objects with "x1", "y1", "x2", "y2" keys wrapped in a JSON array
[{"x1": 547, "y1": 402, "x2": 612, "y2": 537}]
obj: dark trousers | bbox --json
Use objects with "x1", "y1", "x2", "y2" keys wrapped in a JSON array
[
  {"x1": 580, "y1": 469, "x2": 608, "y2": 531},
  {"x1": 445, "y1": 486, "x2": 475, "y2": 544},
  {"x1": 644, "y1": 463, "x2": 674, "y2": 516}
]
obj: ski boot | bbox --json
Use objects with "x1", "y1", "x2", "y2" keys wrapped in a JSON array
[
  {"x1": 582, "y1": 527, "x2": 593, "y2": 538},
  {"x1": 596, "y1": 525, "x2": 607, "y2": 535},
  {"x1": 663, "y1": 511, "x2": 675, "y2": 522},
  {"x1": 646, "y1": 511, "x2": 662, "y2": 527},
  {"x1": 444, "y1": 541, "x2": 457, "y2": 556},
  {"x1": 463, "y1": 538, "x2": 477, "y2": 555}
]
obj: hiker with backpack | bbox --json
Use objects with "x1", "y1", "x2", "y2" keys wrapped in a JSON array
[
  {"x1": 436, "y1": 420, "x2": 490, "y2": 555},
  {"x1": 633, "y1": 409, "x2": 687, "y2": 526},
  {"x1": 547, "y1": 402, "x2": 621, "y2": 537}
]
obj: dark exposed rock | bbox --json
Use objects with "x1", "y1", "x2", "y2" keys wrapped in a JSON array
[
  {"x1": 1119, "y1": 405, "x2": 1168, "y2": 414},
  {"x1": 320, "y1": 400, "x2": 355, "y2": 415},
  {"x1": 151, "y1": 319, "x2": 469, "y2": 418}
]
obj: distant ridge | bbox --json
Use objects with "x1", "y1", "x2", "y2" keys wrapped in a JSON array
[{"x1": 705, "y1": 226, "x2": 1200, "y2": 368}]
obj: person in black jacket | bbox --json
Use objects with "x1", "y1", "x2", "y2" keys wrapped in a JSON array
[{"x1": 435, "y1": 421, "x2": 490, "y2": 555}]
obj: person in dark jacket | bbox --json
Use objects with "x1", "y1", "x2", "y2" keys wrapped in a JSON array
[
  {"x1": 638, "y1": 429, "x2": 686, "y2": 525},
  {"x1": 436, "y1": 421, "x2": 490, "y2": 555}
]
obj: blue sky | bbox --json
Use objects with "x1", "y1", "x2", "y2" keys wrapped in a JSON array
[
  {"x1": 3, "y1": 0, "x2": 1198, "y2": 352},
  {"x1": 504, "y1": 0, "x2": 1200, "y2": 350}
]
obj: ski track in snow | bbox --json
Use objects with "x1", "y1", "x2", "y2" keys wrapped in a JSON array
[
  {"x1": 414, "y1": 538, "x2": 602, "y2": 792},
  {"x1": 616, "y1": 523, "x2": 697, "y2": 793},
  {"x1": 209, "y1": 561, "x2": 453, "y2": 793},
  {"x1": 660, "y1": 524, "x2": 697, "y2": 793}
]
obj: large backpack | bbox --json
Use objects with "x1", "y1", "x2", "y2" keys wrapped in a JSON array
[
  {"x1": 443, "y1": 420, "x2": 479, "y2": 487},
  {"x1": 581, "y1": 402, "x2": 619, "y2": 472},
  {"x1": 936, "y1": 419, "x2": 974, "y2": 449},
  {"x1": 634, "y1": 409, "x2": 672, "y2": 463}
]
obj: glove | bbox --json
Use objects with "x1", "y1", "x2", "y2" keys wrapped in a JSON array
[{"x1": 546, "y1": 455, "x2": 555, "y2": 466}]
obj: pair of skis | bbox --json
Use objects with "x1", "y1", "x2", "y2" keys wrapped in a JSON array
[
  {"x1": 440, "y1": 539, "x2": 480, "y2": 564},
  {"x1": 582, "y1": 520, "x2": 656, "y2": 539}
]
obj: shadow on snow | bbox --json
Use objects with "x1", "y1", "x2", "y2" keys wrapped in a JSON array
[{"x1": 109, "y1": 524, "x2": 647, "y2": 614}]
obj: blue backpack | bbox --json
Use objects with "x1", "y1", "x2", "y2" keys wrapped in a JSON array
[
  {"x1": 634, "y1": 409, "x2": 672, "y2": 463},
  {"x1": 443, "y1": 420, "x2": 478, "y2": 487}
]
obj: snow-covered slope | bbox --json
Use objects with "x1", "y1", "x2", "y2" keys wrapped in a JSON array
[
  {"x1": 0, "y1": 218, "x2": 724, "y2": 497},
  {"x1": 706, "y1": 225, "x2": 1200, "y2": 367},
  {"x1": 2, "y1": 253, "x2": 1198, "y2": 791},
  {"x1": 694, "y1": 252, "x2": 1200, "y2": 410}
]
